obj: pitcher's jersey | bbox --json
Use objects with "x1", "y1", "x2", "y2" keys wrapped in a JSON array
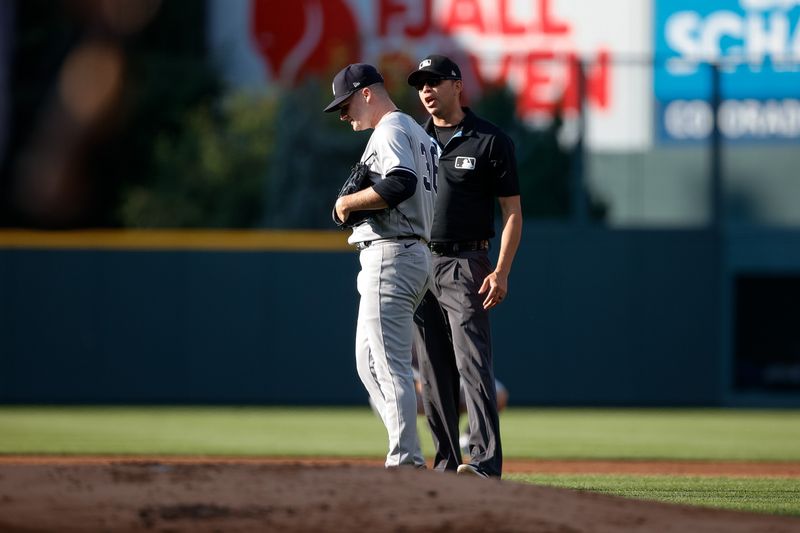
[{"x1": 349, "y1": 111, "x2": 438, "y2": 245}]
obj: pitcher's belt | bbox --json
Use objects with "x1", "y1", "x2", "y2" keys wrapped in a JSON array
[{"x1": 355, "y1": 236, "x2": 425, "y2": 251}]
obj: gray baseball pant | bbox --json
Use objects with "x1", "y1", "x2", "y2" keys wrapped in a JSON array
[
  {"x1": 355, "y1": 240, "x2": 431, "y2": 468},
  {"x1": 413, "y1": 250, "x2": 503, "y2": 476}
]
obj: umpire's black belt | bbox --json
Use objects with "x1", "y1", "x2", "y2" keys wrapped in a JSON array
[
  {"x1": 355, "y1": 236, "x2": 425, "y2": 251},
  {"x1": 429, "y1": 240, "x2": 489, "y2": 255}
]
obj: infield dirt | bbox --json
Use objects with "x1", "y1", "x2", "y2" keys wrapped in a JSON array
[{"x1": 1, "y1": 457, "x2": 799, "y2": 532}]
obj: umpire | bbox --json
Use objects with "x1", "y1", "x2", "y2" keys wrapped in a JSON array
[{"x1": 408, "y1": 55, "x2": 522, "y2": 478}]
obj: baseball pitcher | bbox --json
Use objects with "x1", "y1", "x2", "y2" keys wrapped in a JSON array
[{"x1": 324, "y1": 63, "x2": 437, "y2": 468}]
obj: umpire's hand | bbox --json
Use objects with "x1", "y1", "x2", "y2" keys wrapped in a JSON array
[{"x1": 479, "y1": 270, "x2": 508, "y2": 310}]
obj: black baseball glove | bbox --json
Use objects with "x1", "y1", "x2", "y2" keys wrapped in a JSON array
[{"x1": 332, "y1": 161, "x2": 375, "y2": 228}]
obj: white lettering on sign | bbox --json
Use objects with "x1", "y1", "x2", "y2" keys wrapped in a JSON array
[
  {"x1": 741, "y1": 0, "x2": 800, "y2": 11},
  {"x1": 666, "y1": 7, "x2": 800, "y2": 74},
  {"x1": 664, "y1": 100, "x2": 714, "y2": 139},
  {"x1": 719, "y1": 98, "x2": 800, "y2": 136},
  {"x1": 663, "y1": 98, "x2": 800, "y2": 139}
]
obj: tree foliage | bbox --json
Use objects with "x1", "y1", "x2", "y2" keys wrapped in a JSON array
[{"x1": 118, "y1": 93, "x2": 277, "y2": 227}]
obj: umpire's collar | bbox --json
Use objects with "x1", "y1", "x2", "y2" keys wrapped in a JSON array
[{"x1": 423, "y1": 107, "x2": 476, "y2": 138}]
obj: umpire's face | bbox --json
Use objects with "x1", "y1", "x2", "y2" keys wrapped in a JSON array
[
  {"x1": 417, "y1": 78, "x2": 462, "y2": 121},
  {"x1": 339, "y1": 88, "x2": 369, "y2": 132}
]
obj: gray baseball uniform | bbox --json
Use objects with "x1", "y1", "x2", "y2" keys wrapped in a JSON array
[{"x1": 350, "y1": 110, "x2": 437, "y2": 468}]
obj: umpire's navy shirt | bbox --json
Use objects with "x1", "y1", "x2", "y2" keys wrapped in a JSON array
[{"x1": 423, "y1": 107, "x2": 520, "y2": 242}]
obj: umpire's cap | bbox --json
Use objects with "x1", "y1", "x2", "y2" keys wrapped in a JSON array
[
  {"x1": 407, "y1": 54, "x2": 462, "y2": 87},
  {"x1": 323, "y1": 63, "x2": 384, "y2": 113}
]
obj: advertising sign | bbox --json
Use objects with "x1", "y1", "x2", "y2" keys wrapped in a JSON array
[
  {"x1": 208, "y1": 0, "x2": 652, "y2": 150},
  {"x1": 655, "y1": 0, "x2": 800, "y2": 142}
]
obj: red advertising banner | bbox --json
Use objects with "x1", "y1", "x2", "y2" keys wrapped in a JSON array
[{"x1": 209, "y1": 0, "x2": 652, "y2": 150}]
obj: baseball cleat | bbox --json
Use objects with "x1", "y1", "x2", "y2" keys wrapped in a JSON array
[{"x1": 456, "y1": 464, "x2": 489, "y2": 478}]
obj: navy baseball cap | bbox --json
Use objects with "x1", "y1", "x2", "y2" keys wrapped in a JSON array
[
  {"x1": 407, "y1": 55, "x2": 462, "y2": 87},
  {"x1": 323, "y1": 63, "x2": 385, "y2": 113}
]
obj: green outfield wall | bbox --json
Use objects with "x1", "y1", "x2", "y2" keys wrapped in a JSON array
[{"x1": 0, "y1": 227, "x2": 769, "y2": 406}]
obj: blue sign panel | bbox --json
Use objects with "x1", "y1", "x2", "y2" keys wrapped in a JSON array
[{"x1": 655, "y1": 0, "x2": 800, "y2": 142}]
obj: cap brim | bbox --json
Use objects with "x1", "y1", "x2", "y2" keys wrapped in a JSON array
[
  {"x1": 323, "y1": 91, "x2": 353, "y2": 113},
  {"x1": 407, "y1": 70, "x2": 436, "y2": 87}
]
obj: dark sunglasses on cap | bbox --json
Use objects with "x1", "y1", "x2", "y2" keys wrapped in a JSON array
[{"x1": 413, "y1": 77, "x2": 458, "y2": 91}]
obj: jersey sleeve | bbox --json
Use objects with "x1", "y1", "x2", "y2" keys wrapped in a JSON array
[
  {"x1": 372, "y1": 124, "x2": 418, "y2": 180},
  {"x1": 372, "y1": 168, "x2": 417, "y2": 207},
  {"x1": 490, "y1": 132, "x2": 520, "y2": 197}
]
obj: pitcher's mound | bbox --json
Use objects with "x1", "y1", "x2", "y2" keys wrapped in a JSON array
[{"x1": 1, "y1": 461, "x2": 798, "y2": 532}]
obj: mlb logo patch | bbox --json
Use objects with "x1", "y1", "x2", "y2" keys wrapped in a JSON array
[{"x1": 455, "y1": 157, "x2": 476, "y2": 170}]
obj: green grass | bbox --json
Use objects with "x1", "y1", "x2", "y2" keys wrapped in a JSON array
[
  {"x1": 0, "y1": 406, "x2": 388, "y2": 456},
  {"x1": 500, "y1": 408, "x2": 800, "y2": 460},
  {"x1": 1, "y1": 407, "x2": 799, "y2": 459},
  {"x1": 2, "y1": 406, "x2": 800, "y2": 517},
  {"x1": 506, "y1": 474, "x2": 800, "y2": 517}
]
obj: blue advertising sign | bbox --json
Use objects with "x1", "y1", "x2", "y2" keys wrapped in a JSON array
[{"x1": 655, "y1": 0, "x2": 800, "y2": 142}]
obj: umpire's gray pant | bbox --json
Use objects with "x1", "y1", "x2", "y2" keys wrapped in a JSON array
[
  {"x1": 355, "y1": 240, "x2": 431, "y2": 468},
  {"x1": 414, "y1": 250, "x2": 502, "y2": 476}
]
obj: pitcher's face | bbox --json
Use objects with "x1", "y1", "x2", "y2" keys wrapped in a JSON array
[{"x1": 339, "y1": 90, "x2": 369, "y2": 131}]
